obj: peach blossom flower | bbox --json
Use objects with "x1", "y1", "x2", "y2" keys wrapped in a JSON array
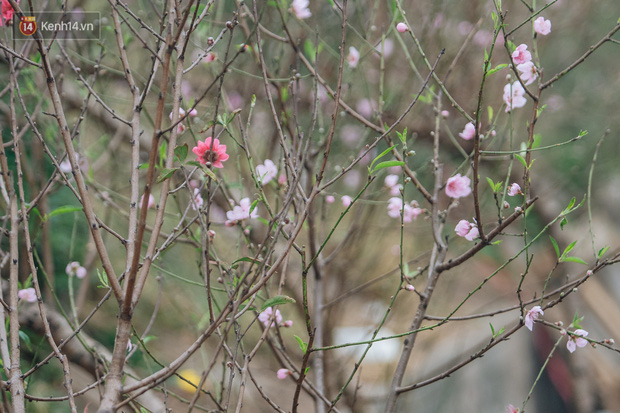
[
  {"x1": 396, "y1": 22, "x2": 408, "y2": 33},
  {"x1": 290, "y1": 0, "x2": 311, "y2": 19},
  {"x1": 0, "y1": 0, "x2": 18, "y2": 26},
  {"x1": 458, "y1": 122, "x2": 476, "y2": 140},
  {"x1": 18, "y1": 288, "x2": 36, "y2": 303},
  {"x1": 387, "y1": 198, "x2": 421, "y2": 222},
  {"x1": 256, "y1": 159, "x2": 278, "y2": 185},
  {"x1": 190, "y1": 188, "x2": 204, "y2": 211},
  {"x1": 385, "y1": 175, "x2": 403, "y2": 196},
  {"x1": 277, "y1": 368, "x2": 290, "y2": 379},
  {"x1": 225, "y1": 197, "x2": 258, "y2": 226},
  {"x1": 464, "y1": 226, "x2": 479, "y2": 241},
  {"x1": 203, "y1": 52, "x2": 216, "y2": 63},
  {"x1": 347, "y1": 47, "x2": 360, "y2": 68},
  {"x1": 169, "y1": 108, "x2": 186, "y2": 121},
  {"x1": 517, "y1": 61, "x2": 537, "y2": 85},
  {"x1": 259, "y1": 307, "x2": 283, "y2": 328},
  {"x1": 445, "y1": 174, "x2": 471, "y2": 198},
  {"x1": 567, "y1": 329, "x2": 589, "y2": 353},
  {"x1": 405, "y1": 284, "x2": 415, "y2": 292},
  {"x1": 534, "y1": 17, "x2": 551, "y2": 35},
  {"x1": 192, "y1": 137, "x2": 229, "y2": 168},
  {"x1": 455, "y1": 220, "x2": 471, "y2": 237},
  {"x1": 511, "y1": 44, "x2": 532, "y2": 65},
  {"x1": 341, "y1": 196, "x2": 353, "y2": 207},
  {"x1": 325, "y1": 195, "x2": 335, "y2": 204},
  {"x1": 506, "y1": 405, "x2": 519, "y2": 413},
  {"x1": 503, "y1": 82, "x2": 527, "y2": 112},
  {"x1": 524, "y1": 306, "x2": 544, "y2": 331},
  {"x1": 189, "y1": 108, "x2": 198, "y2": 117},
  {"x1": 66, "y1": 261, "x2": 87, "y2": 279},
  {"x1": 140, "y1": 193, "x2": 156, "y2": 209},
  {"x1": 507, "y1": 183, "x2": 522, "y2": 196}
]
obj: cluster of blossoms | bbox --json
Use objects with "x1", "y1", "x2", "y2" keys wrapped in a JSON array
[
  {"x1": 524, "y1": 306, "x2": 592, "y2": 353},
  {"x1": 258, "y1": 307, "x2": 293, "y2": 329},
  {"x1": 256, "y1": 159, "x2": 278, "y2": 185},
  {"x1": 454, "y1": 219, "x2": 479, "y2": 241},
  {"x1": 387, "y1": 198, "x2": 422, "y2": 222},
  {"x1": 0, "y1": 0, "x2": 18, "y2": 26},
  {"x1": 384, "y1": 174, "x2": 403, "y2": 196},
  {"x1": 225, "y1": 197, "x2": 258, "y2": 226},
  {"x1": 66, "y1": 261, "x2": 87, "y2": 279}
]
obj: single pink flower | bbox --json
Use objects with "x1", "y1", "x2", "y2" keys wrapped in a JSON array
[
  {"x1": 507, "y1": 183, "x2": 522, "y2": 196},
  {"x1": 191, "y1": 188, "x2": 204, "y2": 211},
  {"x1": 225, "y1": 197, "x2": 258, "y2": 226},
  {"x1": 458, "y1": 122, "x2": 476, "y2": 140},
  {"x1": 276, "y1": 368, "x2": 290, "y2": 380},
  {"x1": 534, "y1": 17, "x2": 551, "y2": 36},
  {"x1": 567, "y1": 329, "x2": 589, "y2": 353},
  {"x1": 396, "y1": 22, "x2": 408, "y2": 33},
  {"x1": 192, "y1": 137, "x2": 230, "y2": 168},
  {"x1": 140, "y1": 193, "x2": 156, "y2": 209},
  {"x1": 503, "y1": 82, "x2": 527, "y2": 112},
  {"x1": 445, "y1": 174, "x2": 471, "y2": 198},
  {"x1": 517, "y1": 61, "x2": 537, "y2": 86},
  {"x1": 506, "y1": 404, "x2": 519, "y2": 413},
  {"x1": 66, "y1": 261, "x2": 87, "y2": 279},
  {"x1": 290, "y1": 0, "x2": 311, "y2": 19},
  {"x1": 464, "y1": 226, "x2": 479, "y2": 241},
  {"x1": 325, "y1": 195, "x2": 335, "y2": 204},
  {"x1": 511, "y1": 44, "x2": 532, "y2": 65},
  {"x1": 18, "y1": 288, "x2": 36, "y2": 303},
  {"x1": 0, "y1": 0, "x2": 19, "y2": 26},
  {"x1": 347, "y1": 46, "x2": 360, "y2": 68},
  {"x1": 455, "y1": 220, "x2": 471, "y2": 237},
  {"x1": 256, "y1": 159, "x2": 278, "y2": 185},
  {"x1": 524, "y1": 306, "x2": 544, "y2": 331},
  {"x1": 258, "y1": 307, "x2": 283, "y2": 328},
  {"x1": 203, "y1": 52, "x2": 216, "y2": 63},
  {"x1": 189, "y1": 108, "x2": 198, "y2": 117},
  {"x1": 387, "y1": 198, "x2": 421, "y2": 222},
  {"x1": 341, "y1": 196, "x2": 353, "y2": 207},
  {"x1": 385, "y1": 175, "x2": 403, "y2": 196},
  {"x1": 169, "y1": 107, "x2": 186, "y2": 121}
]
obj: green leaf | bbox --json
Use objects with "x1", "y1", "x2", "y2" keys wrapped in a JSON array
[
  {"x1": 560, "y1": 217, "x2": 568, "y2": 230},
  {"x1": 174, "y1": 144, "x2": 188, "y2": 163},
  {"x1": 514, "y1": 154, "x2": 528, "y2": 169},
  {"x1": 486, "y1": 177, "x2": 495, "y2": 192},
  {"x1": 487, "y1": 106, "x2": 494, "y2": 123},
  {"x1": 202, "y1": 166, "x2": 218, "y2": 181},
  {"x1": 571, "y1": 312, "x2": 584, "y2": 329},
  {"x1": 156, "y1": 168, "x2": 178, "y2": 183},
  {"x1": 598, "y1": 246, "x2": 610, "y2": 259},
  {"x1": 138, "y1": 163, "x2": 149, "y2": 170},
  {"x1": 563, "y1": 240, "x2": 577, "y2": 256},
  {"x1": 294, "y1": 335, "x2": 308, "y2": 354},
  {"x1": 231, "y1": 257, "x2": 263, "y2": 269},
  {"x1": 257, "y1": 217, "x2": 270, "y2": 226},
  {"x1": 19, "y1": 331, "x2": 31, "y2": 352},
  {"x1": 249, "y1": 199, "x2": 259, "y2": 215},
  {"x1": 369, "y1": 145, "x2": 395, "y2": 171},
  {"x1": 549, "y1": 236, "x2": 560, "y2": 258},
  {"x1": 396, "y1": 127, "x2": 408, "y2": 144},
  {"x1": 532, "y1": 134, "x2": 542, "y2": 150},
  {"x1": 492, "y1": 240, "x2": 502, "y2": 245},
  {"x1": 43, "y1": 205, "x2": 82, "y2": 222},
  {"x1": 486, "y1": 63, "x2": 508, "y2": 77},
  {"x1": 561, "y1": 256, "x2": 588, "y2": 265},
  {"x1": 261, "y1": 295, "x2": 296, "y2": 311},
  {"x1": 372, "y1": 160, "x2": 405, "y2": 173},
  {"x1": 187, "y1": 161, "x2": 202, "y2": 167},
  {"x1": 96, "y1": 268, "x2": 109, "y2": 289}
]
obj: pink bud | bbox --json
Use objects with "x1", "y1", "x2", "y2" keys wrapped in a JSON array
[
  {"x1": 325, "y1": 195, "x2": 335, "y2": 204},
  {"x1": 189, "y1": 109, "x2": 198, "y2": 117},
  {"x1": 440, "y1": 110, "x2": 449, "y2": 118},
  {"x1": 278, "y1": 175, "x2": 287, "y2": 186},
  {"x1": 405, "y1": 284, "x2": 415, "y2": 292},
  {"x1": 282, "y1": 320, "x2": 293, "y2": 327},
  {"x1": 341, "y1": 196, "x2": 352, "y2": 207},
  {"x1": 276, "y1": 369, "x2": 290, "y2": 380},
  {"x1": 396, "y1": 22, "x2": 408, "y2": 33}
]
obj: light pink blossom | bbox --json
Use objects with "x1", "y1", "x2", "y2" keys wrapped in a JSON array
[
  {"x1": 567, "y1": 329, "x2": 589, "y2": 353},
  {"x1": 169, "y1": 107, "x2": 186, "y2": 121},
  {"x1": 396, "y1": 22, "x2": 408, "y2": 33},
  {"x1": 18, "y1": 288, "x2": 36, "y2": 303},
  {"x1": 507, "y1": 183, "x2": 522, "y2": 196},
  {"x1": 387, "y1": 198, "x2": 421, "y2": 222},
  {"x1": 290, "y1": 0, "x2": 311, "y2": 19},
  {"x1": 405, "y1": 284, "x2": 415, "y2": 292},
  {"x1": 347, "y1": 47, "x2": 360, "y2": 68},
  {"x1": 325, "y1": 195, "x2": 335, "y2": 204},
  {"x1": 66, "y1": 261, "x2": 87, "y2": 279},
  {"x1": 524, "y1": 306, "x2": 544, "y2": 331},
  {"x1": 192, "y1": 137, "x2": 229, "y2": 168},
  {"x1": 278, "y1": 175, "x2": 287, "y2": 186},
  {"x1": 445, "y1": 174, "x2": 471, "y2": 198},
  {"x1": 258, "y1": 307, "x2": 283, "y2": 328},
  {"x1": 191, "y1": 188, "x2": 204, "y2": 211},
  {"x1": 0, "y1": 0, "x2": 18, "y2": 26},
  {"x1": 458, "y1": 122, "x2": 476, "y2": 140},
  {"x1": 189, "y1": 108, "x2": 198, "y2": 117},
  {"x1": 140, "y1": 193, "x2": 156, "y2": 209},
  {"x1": 225, "y1": 197, "x2": 258, "y2": 226},
  {"x1": 276, "y1": 368, "x2": 290, "y2": 379},
  {"x1": 511, "y1": 44, "x2": 532, "y2": 65},
  {"x1": 341, "y1": 196, "x2": 353, "y2": 207},
  {"x1": 440, "y1": 110, "x2": 449, "y2": 118},
  {"x1": 506, "y1": 405, "x2": 519, "y2": 413},
  {"x1": 203, "y1": 52, "x2": 216, "y2": 63},
  {"x1": 455, "y1": 220, "x2": 471, "y2": 237},
  {"x1": 503, "y1": 82, "x2": 527, "y2": 112},
  {"x1": 534, "y1": 17, "x2": 551, "y2": 35},
  {"x1": 282, "y1": 320, "x2": 293, "y2": 328},
  {"x1": 464, "y1": 226, "x2": 479, "y2": 241},
  {"x1": 256, "y1": 159, "x2": 278, "y2": 185},
  {"x1": 517, "y1": 61, "x2": 537, "y2": 86},
  {"x1": 385, "y1": 174, "x2": 403, "y2": 196}
]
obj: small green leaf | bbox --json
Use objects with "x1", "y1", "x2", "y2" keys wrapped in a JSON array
[
  {"x1": 396, "y1": 127, "x2": 408, "y2": 144},
  {"x1": 486, "y1": 177, "x2": 495, "y2": 192},
  {"x1": 96, "y1": 268, "x2": 109, "y2": 289},
  {"x1": 561, "y1": 256, "x2": 588, "y2": 265},
  {"x1": 257, "y1": 217, "x2": 270, "y2": 226},
  {"x1": 549, "y1": 236, "x2": 560, "y2": 258},
  {"x1": 486, "y1": 63, "x2": 508, "y2": 77},
  {"x1": 139, "y1": 163, "x2": 149, "y2": 170},
  {"x1": 369, "y1": 145, "x2": 396, "y2": 171},
  {"x1": 372, "y1": 160, "x2": 405, "y2": 173},
  {"x1": 19, "y1": 331, "x2": 31, "y2": 352},
  {"x1": 261, "y1": 295, "x2": 296, "y2": 311},
  {"x1": 174, "y1": 144, "x2": 188, "y2": 163},
  {"x1": 598, "y1": 246, "x2": 610, "y2": 259},
  {"x1": 249, "y1": 199, "x2": 259, "y2": 215},
  {"x1": 294, "y1": 335, "x2": 308, "y2": 354},
  {"x1": 156, "y1": 168, "x2": 178, "y2": 183},
  {"x1": 560, "y1": 217, "x2": 568, "y2": 230},
  {"x1": 563, "y1": 240, "x2": 577, "y2": 256},
  {"x1": 515, "y1": 154, "x2": 528, "y2": 169},
  {"x1": 487, "y1": 106, "x2": 494, "y2": 123},
  {"x1": 571, "y1": 312, "x2": 584, "y2": 329},
  {"x1": 489, "y1": 323, "x2": 496, "y2": 336},
  {"x1": 492, "y1": 240, "x2": 502, "y2": 245},
  {"x1": 202, "y1": 167, "x2": 218, "y2": 181},
  {"x1": 44, "y1": 205, "x2": 82, "y2": 222}
]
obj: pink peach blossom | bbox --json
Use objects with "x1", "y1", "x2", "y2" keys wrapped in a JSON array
[
  {"x1": 256, "y1": 159, "x2": 278, "y2": 185},
  {"x1": 445, "y1": 174, "x2": 471, "y2": 198},
  {"x1": 511, "y1": 44, "x2": 532, "y2": 65},
  {"x1": 396, "y1": 22, "x2": 408, "y2": 33},
  {"x1": 405, "y1": 284, "x2": 415, "y2": 292},
  {"x1": 140, "y1": 193, "x2": 156, "y2": 209},
  {"x1": 464, "y1": 226, "x2": 479, "y2": 241},
  {"x1": 534, "y1": 17, "x2": 551, "y2": 35},
  {"x1": 189, "y1": 108, "x2": 198, "y2": 117},
  {"x1": 507, "y1": 183, "x2": 522, "y2": 196},
  {"x1": 341, "y1": 196, "x2": 353, "y2": 207},
  {"x1": 517, "y1": 61, "x2": 537, "y2": 86},
  {"x1": 225, "y1": 197, "x2": 258, "y2": 226},
  {"x1": 503, "y1": 82, "x2": 527, "y2": 112},
  {"x1": 66, "y1": 261, "x2": 87, "y2": 279},
  {"x1": 290, "y1": 0, "x2": 311, "y2": 19},
  {"x1": 0, "y1": 0, "x2": 18, "y2": 26},
  {"x1": 506, "y1": 405, "x2": 519, "y2": 413},
  {"x1": 567, "y1": 329, "x2": 589, "y2": 353},
  {"x1": 277, "y1": 368, "x2": 290, "y2": 379},
  {"x1": 524, "y1": 306, "x2": 544, "y2": 331},
  {"x1": 325, "y1": 195, "x2": 335, "y2": 204},
  {"x1": 458, "y1": 122, "x2": 476, "y2": 140},
  {"x1": 203, "y1": 52, "x2": 216, "y2": 63},
  {"x1": 18, "y1": 288, "x2": 36, "y2": 303},
  {"x1": 259, "y1": 307, "x2": 283, "y2": 328},
  {"x1": 455, "y1": 220, "x2": 471, "y2": 237},
  {"x1": 192, "y1": 137, "x2": 229, "y2": 168},
  {"x1": 190, "y1": 188, "x2": 204, "y2": 211},
  {"x1": 347, "y1": 47, "x2": 360, "y2": 68}
]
